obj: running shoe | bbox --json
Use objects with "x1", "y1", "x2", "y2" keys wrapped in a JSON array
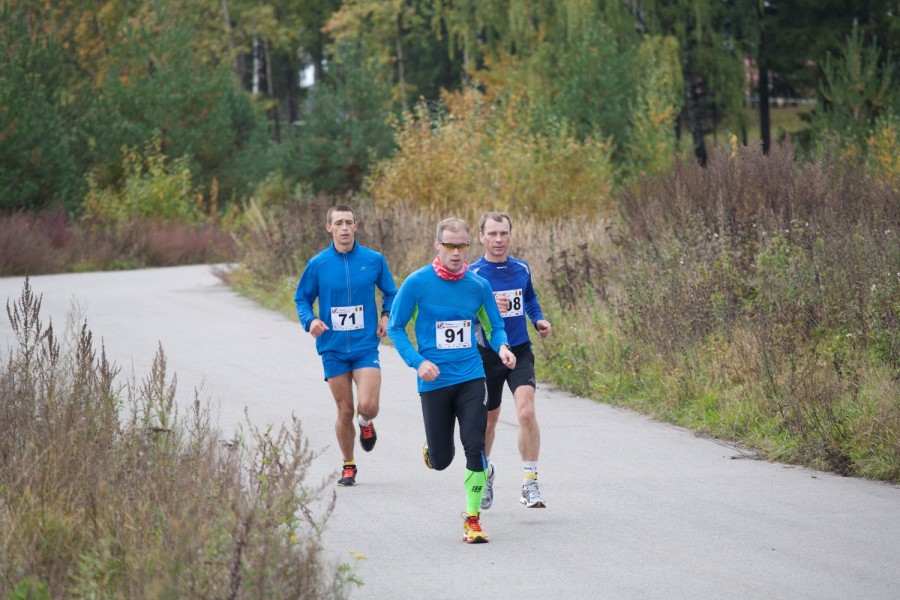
[
  {"x1": 422, "y1": 442, "x2": 433, "y2": 469},
  {"x1": 337, "y1": 464, "x2": 357, "y2": 486},
  {"x1": 461, "y1": 512, "x2": 489, "y2": 544},
  {"x1": 480, "y1": 462, "x2": 496, "y2": 510},
  {"x1": 520, "y1": 480, "x2": 546, "y2": 508},
  {"x1": 359, "y1": 421, "x2": 377, "y2": 452}
]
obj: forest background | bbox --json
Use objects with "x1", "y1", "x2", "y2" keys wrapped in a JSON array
[{"x1": 1, "y1": 1, "x2": 899, "y2": 597}]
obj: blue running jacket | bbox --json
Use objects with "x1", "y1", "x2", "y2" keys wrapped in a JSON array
[
  {"x1": 387, "y1": 265, "x2": 509, "y2": 392},
  {"x1": 295, "y1": 241, "x2": 397, "y2": 356}
]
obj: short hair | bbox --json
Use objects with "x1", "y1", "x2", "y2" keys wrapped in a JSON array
[
  {"x1": 326, "y1": 204, "x2": 356, "y2": 225},
  {"x1": 478, "y1": 211, "x2": 512, "y2": 233},
  {"x1": 435, "y1": 217, "x2": 470, "y2": 241}
]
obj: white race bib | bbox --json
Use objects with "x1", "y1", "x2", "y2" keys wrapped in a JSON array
[
  {"x1": 331, "y1": 305, "x2": 364, "y2": 331},
  {"x1": 435, "y1": 319, "x2": 471, "y2": 349},
  {"x1": 496, "y1": 289, "x2": 524, "y2": 317}
]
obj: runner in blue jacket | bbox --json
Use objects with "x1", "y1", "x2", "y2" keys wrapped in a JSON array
[
  {"x1": 470, "y1": 211, "x2": 552, "y2": 510},
  {"x1": 387, "y1": 217, "x2": 516, "y2": 543},
  {"x1": 295, "y1": 205, "x2": 397, "y2": 487}
]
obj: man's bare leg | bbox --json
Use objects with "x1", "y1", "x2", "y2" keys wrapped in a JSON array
[
  {"x1": 328, "y1": 372, "x2": 356, "y2": 461},
  {"x1": 514, "y1": 385, "x2": 540, "y2": 461},
  {"x1": 353, "y1": 367, "x2": 381, "y2": 421},
  {"x1": 484, "y1": 407, "x2": 501, "y2": 457}
]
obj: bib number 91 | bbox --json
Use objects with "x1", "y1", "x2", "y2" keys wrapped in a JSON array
[{"x1": 435, "y1": 320, "x2": 471, "y2": 349}]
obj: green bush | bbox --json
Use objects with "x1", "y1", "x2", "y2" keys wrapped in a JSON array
[{"x1": 83, "y1": 136, "x2": 201, "y2": 225}]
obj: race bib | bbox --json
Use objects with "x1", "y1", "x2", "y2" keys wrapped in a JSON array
[
  {"x1": 496, "y1": 289, "x2": 524, "y2": 317},
  {"x1": 436, "y1": 319, "x2": 471, "y2": 349},
  {"x1": 331, "y1": 305, "x2": 364, "y2": 331}
]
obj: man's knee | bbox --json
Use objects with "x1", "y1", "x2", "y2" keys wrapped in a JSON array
[
  {"x1": 430, "y1": 446, "x2": 455, "y2": 470},
  {"x1": 518, "y1": 404, "x2": 537, "y2": 425},
  {"x1": 357, "y1": 396, "x2": 380, "y2": 420},
  {"x1": 335, "y1": 402, "x2": 355, "y2": 422},
  {"x1": 354, "y1": 369, "x2": 382, "y2": 418}
]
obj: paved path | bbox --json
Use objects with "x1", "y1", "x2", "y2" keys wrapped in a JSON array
[{"x1": 1, "y1": 265, "x2": 898, "y2": 600}]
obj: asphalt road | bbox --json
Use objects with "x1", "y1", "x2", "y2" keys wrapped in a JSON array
[{"x1": 1, "y1": 265, "x2": 898, "y2": 600}]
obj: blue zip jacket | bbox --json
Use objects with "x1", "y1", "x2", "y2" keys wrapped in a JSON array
[
  {"x1": 387, "y1": 264, "x2": 508, "y2": 392},
  {"x1": 295, "y1": 241, "x2": 397, "y2": 356},
  {"x1": 470, "y1": 255, "x2": 545, "y2": 348}
]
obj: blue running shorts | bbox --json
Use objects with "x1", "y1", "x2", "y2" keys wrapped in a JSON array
[{"x1": 321, "y1": 347, "x2": 381, "y2": 380}]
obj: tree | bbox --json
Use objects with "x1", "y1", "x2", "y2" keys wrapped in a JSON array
[
  {"x1": 325, "y1": 0, "x2": 462, "y2": 111},
  {"x1": 93, "y1": 3, "x2": 272, "y2": 202},
  {"x1": 638, "y1": 0, "x2": 747, "y2": 164},
  {"x1": 814, "y1": 22, "x2": 896, "y2": 146},
  {"x1": 283, "y1": 41, "x2": 396, "y2": 194},
  {"x1": 0, "y1": 6, "x2": 85, "y2": 212}
]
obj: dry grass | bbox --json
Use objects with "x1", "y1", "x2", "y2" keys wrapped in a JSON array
[{"x1": 0, "y1": 278, "x2": 353, "y2": 598}]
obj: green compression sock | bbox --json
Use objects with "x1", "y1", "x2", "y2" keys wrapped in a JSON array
[{"x1": 464, "y1": 469, "x2": 487, "y2": 515}]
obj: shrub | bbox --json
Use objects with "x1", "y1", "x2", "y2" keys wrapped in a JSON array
[
  {"x1": 83, "y1": 136, "x2": 203, "y2": 226},
  {"x1": 610, "y1": 141, "x2": 900, "y2": 479},
  {"x1": 0, "y1": 209, "x2": 75, "y2": 275}
]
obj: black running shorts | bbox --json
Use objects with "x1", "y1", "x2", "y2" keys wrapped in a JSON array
[{"x1": 478, "y1": 342, "x2": 536, "y2": 411}]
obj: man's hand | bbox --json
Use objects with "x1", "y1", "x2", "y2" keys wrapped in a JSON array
[
  {"x1": 499, "y1": 345, "x2": 517, "y2": 369},
  {"x1": 417, "y1": 360, "x2": 440, "y2": 382},
  {"x1": 535, "y1": 319, "x2": 552, "y2": 339},
  {"x1": 377, "y1": 314, "x2": 389, "y2": 337},
  {"x1": 494, "y1": 292, "x2": 510, "y2": 314},
  {"x1": 309, "y1": 318, "x2": 329, "y2": 338}
]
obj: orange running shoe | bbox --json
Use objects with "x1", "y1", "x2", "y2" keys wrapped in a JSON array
[
  {"x1": 461, "y1": 512, "x2": 489, "y2": 544},
  {"x1": 337, "y1": 464, "x2": 357, "y2": 486}
]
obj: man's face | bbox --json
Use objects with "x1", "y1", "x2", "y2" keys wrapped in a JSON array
[
  {"x1": 326, "y1": 211, "x2": 357, "y2": 248},
  {"x1": 479, "y1": 218, "x2": 511, "y2": 260},
  {"x1": 435, "y1": 228, "x2": 470, "y2": 273}
]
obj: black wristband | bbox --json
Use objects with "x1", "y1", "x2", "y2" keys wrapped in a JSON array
[{"x1": 381, "y1": 311, "x2": 390, "y2": 318}]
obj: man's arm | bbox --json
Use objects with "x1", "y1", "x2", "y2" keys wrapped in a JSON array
[
  {"x1": 294, "y1": 263, "x2": 319, "y2": 332},
  {"x1": 386, "y1": 282, "x2": 425, "y2": 371},
  {"x1": 377, "y1": 253, "x2": 398, "y2": 314},
  {"x1": 376, "y1": 255, "x2": 398, "y2": 338}
]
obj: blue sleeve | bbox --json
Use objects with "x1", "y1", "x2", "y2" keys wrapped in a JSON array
[
  {"x1": 294, "y1": 262, "x2": 318, "y2": 332},
  {"x1": 523, "y1": 275, "x2": 545, "y2": 326},
  {"x1": 479, "y1": 275, "x2": 509, "y2": 352},
  {"x1": 386, "y1": 278, "x2": 425, "y2": 370},
  {"x1": 377, "y1": 254, "x2": 397, "y2": 314}
]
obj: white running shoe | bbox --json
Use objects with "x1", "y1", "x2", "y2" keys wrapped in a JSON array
[
  {"x1": 520, "y1": 480, "x2": 546, "y2": 508},
  {"x1": 480, "y1": 462, "x2": 496, "y2": 510}
]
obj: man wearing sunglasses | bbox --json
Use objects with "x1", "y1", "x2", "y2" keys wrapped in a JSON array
[
  {"x1": 388, "y1": 217, "x2": 516, "y2": 544},
  {"x1": 295, "y1": 204, "x2": 397, "y2": 487},
  {"x1": 471, "y1": 211, "x2": 552, "y2": 511}
]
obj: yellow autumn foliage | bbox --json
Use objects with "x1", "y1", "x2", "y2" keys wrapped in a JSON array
[
  {"x1": 866, "y1": 114, "x2": 900, "y2": 190},
  {"x1": 364, "y1": 88, "x2": 617, "y2": 220}
]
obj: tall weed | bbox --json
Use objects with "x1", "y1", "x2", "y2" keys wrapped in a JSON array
[{"x1": 0, "y1": 278, "x2": 351, "y2": 598}]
